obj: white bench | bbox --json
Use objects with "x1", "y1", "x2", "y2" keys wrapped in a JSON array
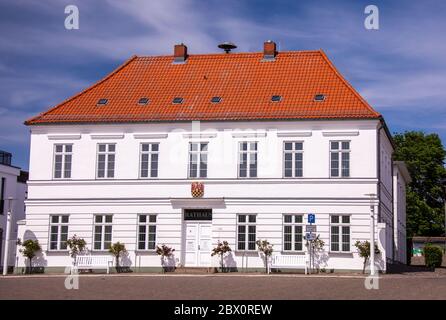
[
  {"x1": 71, "y1": 255, "x2": 113, "y2": 274},
  {"x1": 269, "y1": 254, "x2": 308, "y2": 274}
]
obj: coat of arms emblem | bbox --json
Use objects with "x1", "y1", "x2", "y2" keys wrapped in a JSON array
[{"x1": 191, "y1": 182, "x2": 204, "y2": 198}]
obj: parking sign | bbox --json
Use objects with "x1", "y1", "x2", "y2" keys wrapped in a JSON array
[{"x1": 308, "y1": 214, "x2": 315, "y2": 224}]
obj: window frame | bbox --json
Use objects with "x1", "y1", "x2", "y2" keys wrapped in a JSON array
[
  {"x1": 330, "y1": 214, "x2": 351, "y2": 253},
  {"x1": 329, "y1": 140, "x2": 351, "y2": 178},
  {"x1": 48, "y1": 215, "x2": 69, "y2": 251},
  {"x1": 282, "y1": 141, "x2": 304, "y2": 178},
  {"x1": 282, "y1": 214, "x2": 304, "y2": 252},
  {"x1": 188, "y1": 142, "x2": 208, "y2": 179},
  {"x1": 236, "y1": 214, "x2": 257, "y2": 252},
  {"x1": 96, "y1": 143, "x2": 116, "y2": 179},
  {"x1": 137, "y1": 214, "x2": 157, "y2": 251},
  {"x1": 238, "y1": 141, "x2": 258, "y2": 179},
  {"x1": 53, "y1": 144, "x2": 73, "y2": 180},
  {"x1": 139, "y1": 143, "x2": 160, "y2": 179},
  {"x1": 93, "y1": 214, "x2": 113, "y2": 251}
]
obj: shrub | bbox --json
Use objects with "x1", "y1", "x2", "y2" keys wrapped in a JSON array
[
  {"x1": 423, "y1": 244, "x2": 443, "y2": 268},
  {"x1": 17, "y1": 239, "x2": 41, "y2": 274},
  {"x1": 211, "y1": 241, "x2": 232, "y2": 272},
  {"x1": 66, "y1": 234, "x2": 87, "y2": 259},
  {"x1": 256, "y1": 239, "x2": 273, "y2": 273},
  {"x1": 354, "y1": 240, "x2": 381, "y2": 274},
  {"x1": 109, "y1": 242, "x2": 127, "y2": 271}
]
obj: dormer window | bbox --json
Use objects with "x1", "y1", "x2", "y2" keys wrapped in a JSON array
[
  {"x1": 314, "y1": 94, "x2": 326, "y2": 101},
  {"x1": 97, "y1": 99, "x2": 108, "y2": 106},
  {"x1": 211, "y1": 96, "x2": 222, "y2": 103},
  {"x1": 172, "y1": 97, "x2": 183, "y2": 104},
  {"x1": 138, "y1": 98, "x2": 149, "y2": 105},
  {"x1": 271, "y1": 95, "x2": 282, "y2": 102}
]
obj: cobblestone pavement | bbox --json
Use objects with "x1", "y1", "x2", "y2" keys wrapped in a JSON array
[{"x1": 1, "y1": 272, "x2": 445, "y2": 300}]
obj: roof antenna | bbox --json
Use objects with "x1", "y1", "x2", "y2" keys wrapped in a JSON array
[{"x1": 218, "y1": 42, "x2": 237, "y2": 53}]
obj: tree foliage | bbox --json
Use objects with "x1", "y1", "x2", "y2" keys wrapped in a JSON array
[
  {"x1": 17, "y1": 239, "x2": 41, "y2": 273},
  {"x1": 66, "y1": 234, "x2": 87, "y2": 258},
  {"x1": 109, "y1": 242, "x2": 127, "y2": 268},
  {"x1": 393, "y1": 131, "x2": 446, "y2": 236}
]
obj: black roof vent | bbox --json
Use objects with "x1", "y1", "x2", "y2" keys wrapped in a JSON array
[
  {"x1": 218, "y1": 42, "x2": 237, "y2": 53},
  {"x1": 97, "y1": 98, "x2": 108, "y2": 106},
  {"x1": 211, "y1": 96, "x2": 222, "y2": 103},
  {"x1": 138, "y1": 97, "x2": 149, "y2": 105},
  {"x1": 314, "y1": 94, "x2": 326, "y2": 101}
]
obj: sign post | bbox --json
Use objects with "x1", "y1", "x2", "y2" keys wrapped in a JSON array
[{"x1": 306, "y1": 214, "x2": 316, "y2": 274}]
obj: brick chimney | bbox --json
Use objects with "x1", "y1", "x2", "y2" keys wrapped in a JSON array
[
  {"x1": 263, "y1": 40, "x2": 277, "y2": 60},
  {"x1": 174, "y1": 43, "x2": 188, "y2": 63}
]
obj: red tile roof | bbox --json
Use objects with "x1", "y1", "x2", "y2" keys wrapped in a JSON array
[{"x1": 25, "y1": 50, "x2": 380, "y2": 125}]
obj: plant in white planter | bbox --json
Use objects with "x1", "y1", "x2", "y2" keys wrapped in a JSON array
[
  {"x1": 156, "y1": 244, "x2": 175, "y2": 272},
  {"x1": 211, "y1": 241, "x2": 232, "y2": 273}
]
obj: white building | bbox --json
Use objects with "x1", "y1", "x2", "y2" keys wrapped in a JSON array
[
  {"x1": 17, "y1": 42, "x2": 410, "y2": 273},
  {"x1": 0, "y1": 150, "x2": 27, "y2": 272}
]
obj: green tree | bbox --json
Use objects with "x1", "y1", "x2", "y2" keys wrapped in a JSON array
[
  {"x1": 108, "y1": 242, "x2": 127, "y2": 272},
  {"x1": 354, "y1": 240, "x2": 381, "y2": 274},
  {"x1": 256, "y1": 239, "x2": 273, "y2": 273},
  {"x1": 393, "y1": 131, "x2": 446, "y2": 236},
  {"x1": 18, "y1": 239, "x2": 41, "y2": 274}
]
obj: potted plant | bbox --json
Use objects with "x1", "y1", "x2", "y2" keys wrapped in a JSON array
[
  {"x1": 211, "y1": 241, "x2": 232, "y2": 273},
  {"x1": 354, "y1": 240, "x2": 381, "y2": 274},
  {"x1": 156, "y1": 244, "x2": 175, "y2": 272},
  {"x1": 66, "y1": 234, "x2": 87, "y2": 264},
  {"x1": 256, "y1": 239, "x2": 273, "y2": 273},
  {"x1": 17, "y1": 239, "x2": 41, "y2": 274},
  {"x1": 109, "y1": 242, "x2": 127, "y2": 273}
]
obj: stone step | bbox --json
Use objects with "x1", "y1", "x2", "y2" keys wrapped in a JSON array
[{"x1": 173, "y1": 267, "x2": 217, "y2": 274}]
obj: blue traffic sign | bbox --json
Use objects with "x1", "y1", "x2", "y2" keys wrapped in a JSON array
[{"x1": 308, "y1": 214, "x2": 315, "y2": 224}]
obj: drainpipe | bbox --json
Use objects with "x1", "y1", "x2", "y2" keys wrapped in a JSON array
[{"x1": 2, "y1": 198, "x2": 13, "y2": 276}]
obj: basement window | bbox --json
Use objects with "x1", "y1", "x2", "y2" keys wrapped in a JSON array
[
  {"x1": 271, "y1": 95, "x2": 282, "y2": 102},
  {"x1": 314, "y1": 94, "x2": 326, "y2": 101},
  {"x1": 172, "y1": 97, "x2": 184, "y2": 104},
  {"x1": 138, "y1": 97, "x2": 149, "y2": 105},
  {"x1": 211, "y1": 96, "x2": 222, "y2": 103},
  {"x1": 97, "y1": 99, "x2": 108, "y2": 106}
]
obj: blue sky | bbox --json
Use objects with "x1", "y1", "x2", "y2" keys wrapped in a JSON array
[{"x1": 1, "y1": 0, "x2": 445, "y2": 170}]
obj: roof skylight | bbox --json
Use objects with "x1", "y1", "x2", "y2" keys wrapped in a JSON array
[
  {"x1": 211, "y1": 96, "x2": 222, "y2": 103},
  {"x1": 172, "y1": 97, "x2": 184, "y2": 104},
  {"x1": 314, "y1": 94, "x2": 326, "y2": 101},
  {"x1": 138, "y1": 97, "x2": 149, "y2": 105},
  {"x1": 271, "y1": 95, "x2": 282, "y2": 102},
  {"x1": 97, "y1": 99, "x2": 108, "y2": 106}
]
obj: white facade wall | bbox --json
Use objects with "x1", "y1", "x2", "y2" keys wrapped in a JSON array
[
  {"x1": 18, "y1": 119, "x2": 395, "y2": 272},
  {"x1": 393, "y1": 163, "x2": 410, "y2": 264}
]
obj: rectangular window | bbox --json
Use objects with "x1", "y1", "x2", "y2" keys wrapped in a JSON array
[
  {"x1": 96, "y1": 144, "x2": 115, "y2": 179},
  {"x1": 137, "y1": 214, "x2": 157, "y2": 250},
  {"x1": 330, "y1": 141, "x2": 350, "y2": 177},
  {"x1": 0, "y1": 177, "x2": 5, "y2": 215},
  {"x1": 239, "y1": 142, "x2": 257, "y2": 178},
  {"x1": 93, "y1": 215, "x2": 113, "y2": 250},
  {"x1": 283, "y1": 142, "x2": 303, "y2": 178},
  {"x1": 330, "y1": 215, "x2": 350, "y2": 252},
  {"x1": 49, "y1": 215, "x2": 69, "y2": 250},
  {"x1": 283, "y1": 215, "x2": 303, "y2": 251},
  {"x1": 53, "y1": 144, "x2": 72, "y2": 179},
  {"x1": 237, "y1": 214, "x2": 256, "y2": 251},
  {"x1": 140, "y1": 143, "x2": 159, "y2": 178},
  {"x1": 188, "y1": 142, "x2": 208, "y2": 178}
]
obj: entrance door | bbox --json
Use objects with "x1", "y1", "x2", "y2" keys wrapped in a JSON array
[{"x1": 184, "y1": 222, "x2": 212, "y2": 267}]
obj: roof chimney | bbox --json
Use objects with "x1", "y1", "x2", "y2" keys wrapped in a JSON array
[
  {"x1": 174, "y1": 43, "x2": 188, "y2": 63},
  {"x1": 263, "y1": 40, "x2": 277, "y2": 60}
]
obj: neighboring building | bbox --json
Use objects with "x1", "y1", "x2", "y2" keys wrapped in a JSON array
[
  {"x1": 17, "y1": 41, "x2": 410, "y2": 273},
  {"x1": 0, "y1": 150, "x2": 28, "y2": 271}
]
